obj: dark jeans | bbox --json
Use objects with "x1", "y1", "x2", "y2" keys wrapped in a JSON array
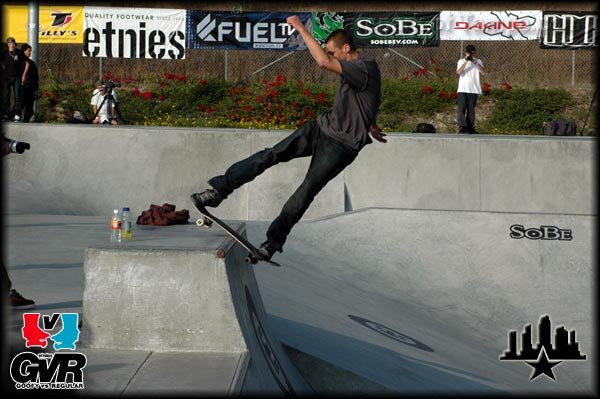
[
  {"x1": 457, "y1": 92, "x2": 478, "y2": 132},
  {"x1": 2, "y1": 77, "x2": 23, "y2": 119},
  {"x1": 22, "y1": 85, "x2": 37, "y2": 122},
  {"x1": 208, "y1": 120, "x2": 358, "y2": 251}
]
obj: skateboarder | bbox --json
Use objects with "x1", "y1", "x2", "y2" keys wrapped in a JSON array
[{"x1": 192, "y1": 15, "x2": 386, "y2": 260}]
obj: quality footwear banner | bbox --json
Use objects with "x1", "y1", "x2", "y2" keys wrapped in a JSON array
[
  {"x1": 312, "y1": 12, "x2": 440, "y2": 47},
  {"x1": 2, "y1": 5, "x2": 85, "y2": 44},
  {"x1": 83, "y1": 7, "x2": 186, "y2": 59},
  {"x1": 186, "y1": 11, "x2": 311, "y2": 50}
]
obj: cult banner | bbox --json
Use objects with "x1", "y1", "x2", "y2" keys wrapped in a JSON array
[
  {"x1": 186, "y1": 11, "x2": 311, "y2": 50},
  {"x1": 312, "y1": 12, "x2": 439, "y2": 47},
  {"x1": 2, "y1": 5, "x2": 85, "y2": 44},
  {"x1": 440, "y1": 11, "x2": 542, "y2": 41},
  {"x1": 540, "y1": 12, "x2": 598, "y2": 49},
  {"x1": 83, "y1": 7, "x2": 186, "y2": 59}
]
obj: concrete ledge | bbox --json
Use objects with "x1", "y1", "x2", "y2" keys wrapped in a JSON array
[
  {"x1": 4, "y1": 124, "x2": 595, "y2": 217},
  {"x1": 82, "y1": 247, "x2": 246, "y2": 352}
]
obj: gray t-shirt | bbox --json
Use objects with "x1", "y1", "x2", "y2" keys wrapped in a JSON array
[{"x1": 317, "y1": 52, "x2": 381, "y2": 151}]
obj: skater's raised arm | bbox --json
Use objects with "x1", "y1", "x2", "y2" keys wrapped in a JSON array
[{"x1": 287, "y1": 15, "x2": 343, "y2": 74}]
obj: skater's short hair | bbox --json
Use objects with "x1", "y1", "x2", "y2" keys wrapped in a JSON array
[{"x1": 325, "y1": 29, "x2": 356, "y2": 51}]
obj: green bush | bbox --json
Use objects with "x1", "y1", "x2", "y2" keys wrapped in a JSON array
[{"x1": 482, "y1": 88, "x2": 575, "y2": 134}]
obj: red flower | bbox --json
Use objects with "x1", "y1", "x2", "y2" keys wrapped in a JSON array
[
  {"x1": 501, "y1": 82, "x2": 512, "y2": 90},
  {"x1": 206, "y1": 107, "x2": 216, "y2": 114},
  {"x1": 198, "y1": 79, "x2": 207, "y2": 86},
  {"x1": 421, "y1": 85, "x2": 434, "y2": 94},
  {"x1": 438, "y1": 90, "x2": 449, "y2": 99},
  {"x1": 482, "y1": 82, "x2": 491, "y2": 95},
  {"x1": 130, "y1": 88, "x2": 141, "y2": 96},
  {"x1": 197, "y1": 104, "x2": 206, "y2": 112},
  {"x1": 314, "y1": 92, "x2": 327, "y2": 104},
  {"x1": 244, "y1": 105, "x2": 252, "y2": 112},
  {"x1": 163, "y1": 72, "x2": 175, "y2": 80},
  {"x1": 302, "y1": 89, "x2": 312, "y2": 97},
  {"x1": 450, "y1": 91, "x2": 458, "y2": 100},
  {"x1": 275, "y1": 74, "x2": 286, "y2": 84},
  {"x1": 158, "y1": 94, "x2": 167, "y2": 101}
]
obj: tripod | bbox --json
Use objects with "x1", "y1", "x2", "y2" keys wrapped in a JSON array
[
  {"x1": 92, "y1": 88, "x2": 126, "y2": 124},
  {"x1": 580, "y1": 88, "x2": 597, "y2": 136}
]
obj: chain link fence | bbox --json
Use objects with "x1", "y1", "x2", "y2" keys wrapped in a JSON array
[{"x1": 39, "y1": 40, "x2": 596, "y2": 88}]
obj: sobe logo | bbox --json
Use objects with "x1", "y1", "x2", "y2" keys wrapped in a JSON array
[{"x1": 10, "y1": 313, "x2": 87, "y2": 390}]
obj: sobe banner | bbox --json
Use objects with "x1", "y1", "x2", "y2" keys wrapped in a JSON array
[
  {"x1": 312, "y1": 12, "x2": 440, "y2": 47},
  {"x1": 541, "y1": 12, "x2": 598, "y2": 49},
  {"x1": 83, "y1": 7, "x2": 186, "y2": 59},
  {"x1": 186, "y1": 11, "x2": 311, "y2": 50},
  {"x1": 440, "y1": 11, "x2": 542, "y2": 41},
  {"x1": 2, "y1": 5, "x2": 84, "y2": 44}
]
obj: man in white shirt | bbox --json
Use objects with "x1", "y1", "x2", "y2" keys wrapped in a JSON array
[
  {"x1": 91, "y1": 81, "x2": 118, "y2": 125},
  {"x1": 456, "y1": 45, "x2": 485, "y2": 134}
]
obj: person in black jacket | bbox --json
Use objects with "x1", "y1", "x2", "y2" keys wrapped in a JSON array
[
  {"x1": 1, "y1": 37, "x2": 25, "y2": 122},
  {"x1": 21, "y1": 43, "x2": 39, "y2": 122}
]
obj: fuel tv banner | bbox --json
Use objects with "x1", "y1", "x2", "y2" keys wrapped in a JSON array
[
  {"x1": 2, "y1": 5, "x2": 84, "y2": 44},
  {"x1": 540, "y1": 12, "x2": 598, "y2": 49},
  {"x1": 83, "y1": 7, "x2": 186, "y2": 59},
  {"x1": 440, "y1": 11, "x2": 542, "y2": 41},
  {"x1": 313, "y1": 12, "x2": 439, "y2": 47},
  {"x1": 186, "y1": 11, "x2": 311, "y2": 50}
]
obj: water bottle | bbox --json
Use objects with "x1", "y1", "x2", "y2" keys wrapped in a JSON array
[
  {"x1": 122, "y1": 207, "x2": 132, "y2": 240},
  {"x1": 110, "y1": 209, "x2": 122, "y2": 243}
]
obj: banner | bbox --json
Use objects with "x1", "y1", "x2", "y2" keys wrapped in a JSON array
[
  {"x1": 313, "y1": 12, "x2": 439, "y2": 47},
  {"x1": 186, "y1": 11, "x2": 311, "y2": 50},
  {"x1": 541, "y1": 12, "x2": 598, "y2": 49},
  {"x1": 83, "y1": 7, "x2": 186, "y2": 59},
  {"x1": 440, "y1": 11, "x2": 542, "y2": 41},
  {"x1": 2, "y1": 5, "x2": 85, "y2": 44}
]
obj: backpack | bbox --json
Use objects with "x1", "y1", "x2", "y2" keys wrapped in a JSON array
[
  {"x1": 414, "y1": 123, "x2": 436, "y2": 133},
  {"x1": 542, "y1": 120, "x2": 577, "y2": 136}
]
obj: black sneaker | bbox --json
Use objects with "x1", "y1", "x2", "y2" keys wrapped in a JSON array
[
  {"x1": 191, "y1": 188, "x2": 223, "y2": 208},
  {"x1": 9, "y1": 289, "x2": 35, "y2": 310},
  {"x1": 256, "y1": 241, "x2": 277, "y2": 261}
]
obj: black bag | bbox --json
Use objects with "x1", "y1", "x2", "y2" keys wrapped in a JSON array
[
  {"x1": 542, "y1": 120, "x2": 577, "y2": 136},
  {"x1": 414, "y1": 123, "x2": 436, "y2": 133}
]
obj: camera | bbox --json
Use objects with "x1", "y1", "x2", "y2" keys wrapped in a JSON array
[
  {"x1": 102, "y1": 80, "x2": 121, "y2": 93},
  {"x1": 1, "y1": 134, "x2": 31, "y2": 154},
  {"x1": 466, "y1": 54, "x2": 473, "y2": 61}
]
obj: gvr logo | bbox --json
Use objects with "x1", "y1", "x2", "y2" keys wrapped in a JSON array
[{"x1": 10, "y1": 313, "x2": 87, "y2": 390}]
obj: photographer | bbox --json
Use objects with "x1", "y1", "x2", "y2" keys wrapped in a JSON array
[
  {"x1": 2, "y1": 132, "x2": 35, "y2": 309},
  {"x1": 456, "y1": 44, "x2": 485, "y2": 134},
  {"x1": 91, "y1": 80, "x2": 119, "y2": 125},
  {"x1": 2, "y1": 37, "x2": 25, "y2": 122}
]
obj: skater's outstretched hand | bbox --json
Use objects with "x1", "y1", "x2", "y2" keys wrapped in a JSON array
[{"x1": 370, "y1": 123, "x2": 387, "y2": 143}]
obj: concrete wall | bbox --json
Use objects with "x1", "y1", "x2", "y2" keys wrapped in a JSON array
[{"x1": 3, "y1": 124, "x2": 596, "y2": 219}]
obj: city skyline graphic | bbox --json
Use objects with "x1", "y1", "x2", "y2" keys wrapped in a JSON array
[{"x1": 499, "y1": 314, "x2": 586, "y2": 381}]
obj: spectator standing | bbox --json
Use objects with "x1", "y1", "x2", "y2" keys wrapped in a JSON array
[
  {"x1": 2, "y1": 37, "x2": 25, "y2": 122},
  {"x1": 456, "y1": 44, "x2": 485, "y2": 134},
  {"x1": 20, "y1": 43, "x2": 39, "y2": 122}
]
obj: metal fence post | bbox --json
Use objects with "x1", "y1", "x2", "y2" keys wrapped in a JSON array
[
  {"x1": 572, "y1": 50, "x2": 576, "y2": 87},
  {"x1": 28, "y1": 1, "x2": 39, "y2": 115}
]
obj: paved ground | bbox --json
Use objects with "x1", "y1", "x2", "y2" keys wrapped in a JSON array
[{"x1": 2, "y1": 208, "x2": 596, "y2": 396}]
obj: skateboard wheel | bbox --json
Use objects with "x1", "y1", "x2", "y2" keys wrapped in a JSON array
[{"x1": 196, "y1": 218, "x2": 212, "y2": 228}]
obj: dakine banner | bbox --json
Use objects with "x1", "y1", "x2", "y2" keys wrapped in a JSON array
[
  {"x1": 83, "y1": 7, "x2": 186, "y2": 59},
  {"x1": 186, "y1": 11, "x2": 310, "y2": 50},
  {"x1": 440, "y1": 11, "x2": 542, "y2": 40},
  {"x1": 541, "y1": 12, "x2": 598, "y2": 49},
  {"x1": 312, "y1": 12, "x2": 439, "y2": 47}
]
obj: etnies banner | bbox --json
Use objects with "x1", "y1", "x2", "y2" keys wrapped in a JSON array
[
  {"x1": 2, "y1": 5, "x2": 84, "y2": 44},
  {"x1": 83, "y1": 7, "x2": 186, "y2": 59}
]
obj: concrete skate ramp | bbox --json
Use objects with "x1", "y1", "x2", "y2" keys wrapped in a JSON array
[
  {"x1": 250, "y1": 208, "x2": 595, "y2": 394},
  {"x1": 81, "y1": 224, "x2": 312, "y2": 395}
]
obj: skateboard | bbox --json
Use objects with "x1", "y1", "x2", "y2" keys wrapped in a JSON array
[{"x1": 193, "y1": 204, "x2": 281, "y2": 267}]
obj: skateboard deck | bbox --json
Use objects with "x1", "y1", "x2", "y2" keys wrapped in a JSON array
[{"x1": 193, "y1": 204, "x2": 280, "y2": 267}]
